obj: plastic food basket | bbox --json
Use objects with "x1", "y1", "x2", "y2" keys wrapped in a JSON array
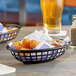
[
  {"x1": 7, "y1": 41, "x2": 71, "y2": 64},
  {"x1": 0, "y1": 24, "x2": 21, "y2": 43}
]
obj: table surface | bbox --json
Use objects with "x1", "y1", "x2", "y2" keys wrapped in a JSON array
[{"x1": 1, "y1": 26, "x2": 76, "y2": 76}]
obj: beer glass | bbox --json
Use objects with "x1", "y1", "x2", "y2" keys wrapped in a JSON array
[{"x1": 41, "y1": 0, "x2": 64, "y2": 34}]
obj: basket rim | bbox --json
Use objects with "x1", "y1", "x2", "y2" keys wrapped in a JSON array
[
  {"x1": 6, "y1": 43, "x2": 69, "y2": 52},
  {"x1": 0, "y1": 24, "x2": 21, "y2": 35}
]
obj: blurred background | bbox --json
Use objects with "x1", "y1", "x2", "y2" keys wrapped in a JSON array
[{"x1": 0, "y1": 0, "x2": 76, "y2": 26}]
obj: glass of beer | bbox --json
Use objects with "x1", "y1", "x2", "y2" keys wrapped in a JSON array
[{"x1": 41, "y1": 0, "x2": 64, "y2": 34}]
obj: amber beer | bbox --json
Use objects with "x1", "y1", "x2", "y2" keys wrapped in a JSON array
[{"x1": 41, "y1": 0, "x2": 64, "y2": 34}]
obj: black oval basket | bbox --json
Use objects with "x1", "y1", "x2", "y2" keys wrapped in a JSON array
[
  {"x1": 0, "y1": 24, "x2": 21, "y2": 43},
  {"x1": 7, "y1": 42, "x2": 70, "y2": 64}
]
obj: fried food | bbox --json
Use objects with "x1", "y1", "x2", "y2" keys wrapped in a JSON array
[
  {"x1": 12, "y1": 33, "x2": 15, "y2": 36},
  {"x1": 19, "y1": 53, "x2": 24, "y2": 56},
  {"x1": 12, "y1": 42, "x2": 21, "y2": 50},
  {"x1": 20, "y1": 47, "x2": 30, "y2": 56},
  {"x1": 12, "y1": 38, "x2": 40, "y2": 50},
  {"x1": 8, "y1": 28, "x2": 18, "y2": 32},
  {"x1": 22, "y1": 38, "x2": 31, "y2": 48},
  {"x1": 20, "y1": 47, "x2": 26, "y2": 50},
  {"x1": 9, "y1": 34, "x2": 12, "y2": 36},
  {"x1": 30, "y1": 40, "x2": 40, "y2": 49},
  {"x1": 17, "y1": 41, "x2": 25, "y2": 48},
  {"x1": 17, "y1": 52, "x2": 29, "y2": 56}
]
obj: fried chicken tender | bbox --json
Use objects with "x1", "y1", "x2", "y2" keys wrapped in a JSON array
[
  {"x1": 12, "y1": 42, "x2": 21, "y2": 50},
  {"x1": 17, "y1": 52, "x2": 29, "y2": 56},
  {"x1": 17, "y1": 41, "x2": 25, "y2": 48},
  {"x1": 22, "y1": 38, "x2": 31, "y2": 48},
  {"x1": 20, "y1": 47, "x2": 30, "y2": 56},
  {"x1": 30, "y1": 40, "x2": 40, "y2": 49}
]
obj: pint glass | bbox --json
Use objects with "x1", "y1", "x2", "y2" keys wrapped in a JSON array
[{"x1": 41, "y1": 0, "x2": 64, "y2": 34}]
